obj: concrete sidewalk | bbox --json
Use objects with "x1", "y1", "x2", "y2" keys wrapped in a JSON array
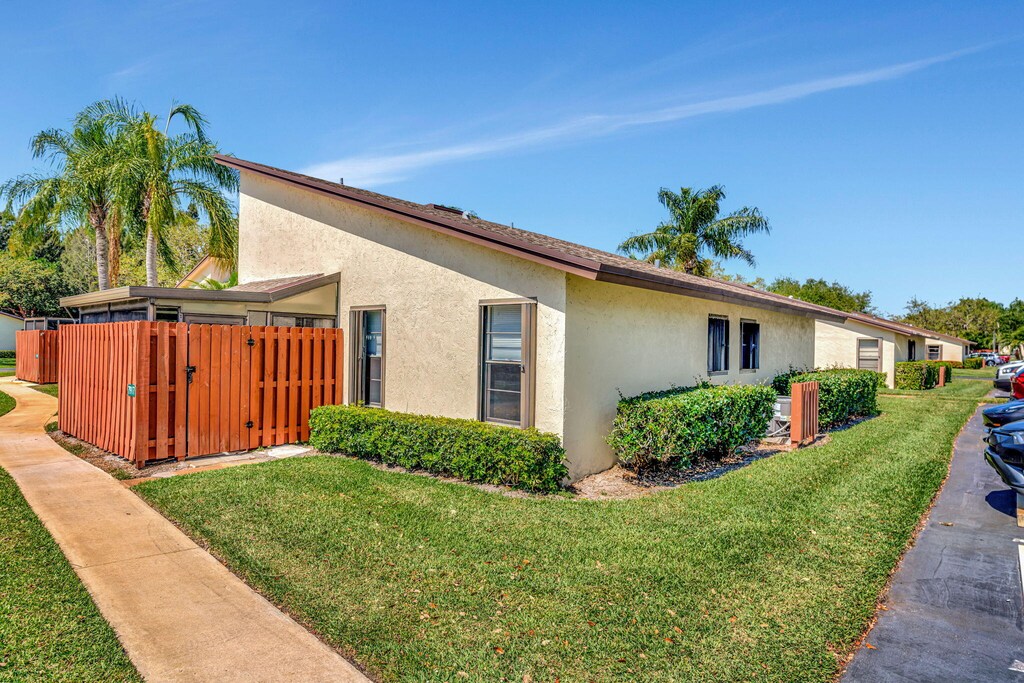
[
  {"x1": 0, "y1": 378, "x2": 369, "y2": 682},
  {"x1": 843, "y1": 404, "x2": 1024, "y2": 682}
]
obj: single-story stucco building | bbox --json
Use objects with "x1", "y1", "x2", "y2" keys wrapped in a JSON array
[
  {"x1": 205, "y1": 155, "x2": 855, "y2": 480},
  {"x1": 814, "y1": 310, "x2": 970, "y2": 387},
  {"x1": 0, "y1": 311, "x2": 23, "y2": 352}
]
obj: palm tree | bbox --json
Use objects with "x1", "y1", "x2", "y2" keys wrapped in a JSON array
[
  {"x1": 618, "y1": 186, "x2": 770, "y2": 277},
  {"x1": 1, "y1": 112, "x2": 124, "y2": 289},
  {"x1": 85, "y1": 99, "x2": 238, "y2": 286}
]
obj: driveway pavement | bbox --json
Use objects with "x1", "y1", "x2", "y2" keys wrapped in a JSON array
[
  {"x1": 843, "y1": 402, "x2": 1024, "y2": 682},
  {"x1": 0, "y1": 378, "x2": 369, "y2": 683}
]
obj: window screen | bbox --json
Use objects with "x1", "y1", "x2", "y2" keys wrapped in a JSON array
[
  {"x1": 740, "y1": 321, "x2": 760, "y2": 370},
  {"x1": 708, "y1": 317, "x2": 730, "y2": 373},
  {"x1": 857, "y1": 338, "x2": 881, "y2": 371}
]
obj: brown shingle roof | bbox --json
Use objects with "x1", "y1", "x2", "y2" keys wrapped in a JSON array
[
  {"x1": 839, "y1": 310, "x2": 971, "y2": 346},
  {"x1": 216, "y1": 155, "x2": 848, "y2": 322},
  {"x1": 229, "y1": 274, "x2": 326, "y2": 294}
]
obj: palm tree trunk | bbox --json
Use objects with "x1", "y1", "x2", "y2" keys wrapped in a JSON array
[
  {"x1": 90, "y1": 207, "x2": 110, "y2": 291},
  {"x1": 108, "y1": 224, "x2": 121, "y2": 288},
  {"x1": 145, "y1": 226, "x2": 158, "y2": 286}
]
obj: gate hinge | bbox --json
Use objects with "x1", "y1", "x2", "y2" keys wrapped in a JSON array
[{"x1": 185, "y1": 365, "x2": 197, "y2": 384}]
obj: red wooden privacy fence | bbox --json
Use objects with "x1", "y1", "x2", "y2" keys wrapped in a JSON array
[
  {"x1": 790, "y1": 380, "x2": 820, "y2": 446},
  {"x1": 15, "y1": 330, "x2": 59, "y2": 384},
  {"x1": 59, "y1": 321, "x2": 344, "y2": 466}
]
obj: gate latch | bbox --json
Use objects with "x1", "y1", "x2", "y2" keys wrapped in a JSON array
[
  {"x1": 185, "y1": 365, "x2": 197, "y2": 384},
  {"x1": 246, "y1": 337, "x2": 256, "y2": 347},
  {"x1": 245, "y1": 420, "x2": 254, "y2": 429}
]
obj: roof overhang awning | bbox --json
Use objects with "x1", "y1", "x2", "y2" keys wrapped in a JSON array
[{"x1": 60, "y1": 273, "x2": 340, "y2": 308}]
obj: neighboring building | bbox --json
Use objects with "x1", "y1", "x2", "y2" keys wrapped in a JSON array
[
  {"x1": 0, "y1": 312, "x2": 23, "y2": 352},
  {"x1": 215, "y1": 155, "x2": 847, "y2": 480},
  {"x1": 60, "y1": 273, "x2": 339, "y2": 326},
  {"x1": 176, "y1": 255, "x2": 232, "y2": 288},
  {"x1": 814, "y1": 310, "x2": 970, "y2": 387}
]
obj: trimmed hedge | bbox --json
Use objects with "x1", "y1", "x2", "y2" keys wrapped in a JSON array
[
  {"x1": 773, "y1": 368, "x2": 884, "y2": 428},
  {"x1": 924, "y1": 360, "x2": 957, "y2": 383},
  {"x1": 308, "y1": 405, "x2": 567, "y2": 493},
  {"x1": 895, "y1": 361, "x2": 939, "y2": 390},
  {"x1": 0, "y1": 351, "x2": 14, "y2": 359},
  {"x1": 964, "y1": 357, "x2": 984, "y2": 369},
  {"x1": 607, "y1": 383, "x2": 776, "y2": 471}
]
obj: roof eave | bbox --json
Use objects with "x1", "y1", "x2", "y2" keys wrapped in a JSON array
[
  {"x1": 594, "y1": 266, "x2": 848, "y2": 322},
  {"x1": 217, "y1": 155, "x2": 604, "y2": 280}
]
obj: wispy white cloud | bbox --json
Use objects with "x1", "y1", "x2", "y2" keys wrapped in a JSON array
[{"x1": 303, "y1": 45, "x2": 984, "y2": 186}]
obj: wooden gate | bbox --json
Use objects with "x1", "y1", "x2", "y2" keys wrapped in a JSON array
[
  {"x1": 186, "y1": 325, "x2": 344, "y2": 458},
  {"x1": 15, "y1": 330, "x2": 59, "y2": 384},
  {"x1": 59, "y1": 321, "x2": 344, "y2": 466}
]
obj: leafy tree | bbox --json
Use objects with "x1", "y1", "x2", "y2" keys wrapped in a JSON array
[
  {"x1": 1, "y1": 110, "x2": 126, "y2": 290},
  {"x1": 0, "y1": 254, "x2": 70, "y2": 317},
  {"x1": 1000, "y1": 299, "x2": 1024, "y2": 358},
  {"x1": 0, "y1": 209, "x2": 12, "y2": 252},
  {"x1": 84, "y1": 99, "x2": 238, "y2": 286},
  {"x1": 618, "y1": 186, "x2": 770, "y2": 276},
  {"x1": 900, "y1": 297, "x2": 1003, "y2": 347},
  {"x1": 766, "y1": 277, "x2": 874, "y2": 313}
]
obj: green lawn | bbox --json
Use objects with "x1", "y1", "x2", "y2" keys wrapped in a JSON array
[
  {"x1": 0, "y1": 390, "x2": 13, "y2": 418},
  {"x1": 31, "y1": 384, "x2": 58, "y2": 398},
  {"x1": 137, "y1": 393, "x2": 977, "y2": 682},
  {"x1": 955, "y1": 367, "x2": 997, "y2": 380},
  {"x1": 0, "y1": 451, "x2": 140, "y2": 680},
  {"x1": 881, "y1": 378, "x2": 996, "y2": 401}
]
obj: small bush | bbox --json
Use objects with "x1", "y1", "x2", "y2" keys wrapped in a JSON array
[
  {"x1": 895, "y1": 361, "x2": 940, "y2": 390},
  {"x1": 773, "y1": 368, "x2": 884, "y2": 427},
  {"x1": 308, "y1": 405, "x2": 567, "y2": 493},
  {"x1": 924, "y1": 360, "x2": 957, "y2": 383},
  {"x1": 0, "y1": 350, "x2": 14, "y2": 359},
  {"x1": 607, "y1": 383, "x2": 776, "y2": 471},
  {"x1": 964, "y1": 357, "x2": 984, "y2": 369}
]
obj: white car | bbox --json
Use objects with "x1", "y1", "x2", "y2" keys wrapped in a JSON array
[{"x1": 996, "y1": 361, "x2": 1024, "y2": 391}]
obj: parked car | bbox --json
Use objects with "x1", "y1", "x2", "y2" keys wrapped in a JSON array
[
  {"x1": 995, "y1": 360, "x2": 1024, "y2": 391},
  {"x1": 983, "y1": 399, "x2": 1024, "y2": 428},
  {"x1": 1014, "y1": 368, "x2": 1024, "y2": 400},
  {"x1": 986, "y1": 420, "x2": 1024, "y2": 467}
]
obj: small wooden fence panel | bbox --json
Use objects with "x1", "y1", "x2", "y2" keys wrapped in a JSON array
[
  {"x1": 790, "y1": 380, "x2": 820, "y2": 446},
  {"x1": 59, "y1": 321, "x2": 344, "y2": 466},
  {"x1": 15, "y1": 330, "x2": 59, "y2": 384},
  {"x1": 186, "y1": 325, "x2": 344, "y2": 458}
]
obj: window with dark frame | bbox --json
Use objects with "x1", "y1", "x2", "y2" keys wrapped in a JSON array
[
  {"x1": 271, "y1": 313, "x2": 337, "y2": 328},
  {"x1": 740, "y1": 320, "x2": 760, "y2": 370},
  {"x1": 908, "y1": 339, "x2": 916, "y2": 361},
  {"x1": 480, "y1": 302, "x2": 535, "y2": 427},
  {"x1": 707, "y1": 316, "x2": 730, "y2": 373},
  {"x1": 927, "y1": 345, "x2": 940, "y2": 361},
  {"x1": 351, "y1": 309, "x2": 384, "y2": 407}
]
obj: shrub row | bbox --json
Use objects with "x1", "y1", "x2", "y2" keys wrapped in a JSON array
[
  {"x1": 964, "y1": 357, "x2": 984, "y2": 369},
  {"x1": 894, "y1": 361, "x2": 940, "y2": 390},
  {"x1": 308, "y1": 405, "x2": 567, "y2": 493},
  {"x1": 924, "y1": 360, "x2": 957, "y2": 383},
  {"x1": 607, "y1": 383, "x2": 776, "y2": 471},
  {"x1": 773, "y1": 368, "x2": 884, "y2": 428},
  {"x1": 0, "y1": 350, "x2": 14, "y2": 359}
]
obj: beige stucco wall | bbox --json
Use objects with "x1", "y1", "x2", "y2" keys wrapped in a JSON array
[
  {"x1": 932, "y1": 339, "x2": 966, "y2": 362},
  {"x1": 237, "y1": 172, "x2": 568, "y2": 437},
  {"x1": 0, "y1": 314, "x2": 21, "y2": 352},
  {"x1": 814, "y1": 319, "x2": 897, "y2": 387},
  {"x1": 236, "y1": 171, "x2": 820, "y2": 481},
  {"x1": 562, "y1": 276, "x2": 816, "y2": 479}
]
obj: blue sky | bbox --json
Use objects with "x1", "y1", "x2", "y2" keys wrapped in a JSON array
[{"x1": 1, "y1": 1, "x2": 1020, "y2": 315}]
